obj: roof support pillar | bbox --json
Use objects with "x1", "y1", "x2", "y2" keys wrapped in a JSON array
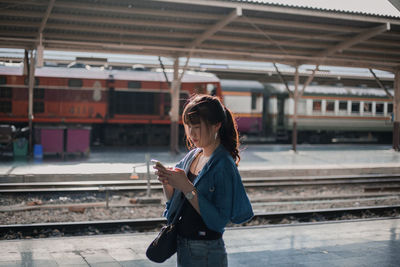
[
  {"x1": 28, "y1": 50, "x2": 35, "y2": 156},
  {"x1": 393, "y1": 67, "x2": 400, "y2": 151},
  {"x1": 292, "y1": 66, "x2": 299, "y2": 152},
  {"x1": 170, "y1": 57, "x2": 180, "y2": 155},
  {"x1": 37, "y1": 33, "x2": 44, "y2": 67},
  {"x1": 36, "y1": 0, "x2": 55, "y2": 67}
]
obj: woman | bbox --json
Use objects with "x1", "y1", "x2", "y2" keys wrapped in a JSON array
[{"x1": 154, "y1": 94, "x2": 253, "y2": 267}]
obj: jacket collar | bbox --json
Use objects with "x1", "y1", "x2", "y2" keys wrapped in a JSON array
[{"x1": 190, "y1": 144, "x2": 228, "y2": 186}]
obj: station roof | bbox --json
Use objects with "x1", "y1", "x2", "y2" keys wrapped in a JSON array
[{"x1": 0, "y1": 0, "x2": 399, "y2": 72}]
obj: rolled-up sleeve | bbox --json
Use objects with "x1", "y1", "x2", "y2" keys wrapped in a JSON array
[
  {"x1": 162, "y1": 159, "x2": 184, "y2": 218},
  {"x1": 197, "y1": 168, "x2": 234, "y2": 233},
  {"x1": 197, "y1": 162, "x2": 253, "y2": 233}
]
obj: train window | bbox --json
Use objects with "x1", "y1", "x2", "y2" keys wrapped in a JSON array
[
  {"x1": 0, "y1": 87, "x2": 12, "y2": 98},
  {"x1": 363, "y1": 102, "x2": 372, "y2": 113},
  {"x1": 34, "y1": 88, "x2": 45, "y2": 99},
  {"x1": 351, "y1": 102, "x2": 360, "y2": 113},
  {"x1": 115, "y1": 91, "x2": 159, "y2": 115},
  {"x1": 68, "y1": 79, "x2": 83, "y2": 88},
  {"x1": 339, "y1": 101, "x2": 347, "y2": 111},
  {"x1": 33, "y1": 101, "x2": 44, "y2": 113},
  {"x1": 128, "y1": 81, "x2": 141, "y2": 89},
  {"x1": 0, "y1": 76, "x2": 6, "y2": 84},
  {"x1": 376, "y1": 103, "x2": 384, "y2": 114},
  {"x1": 0, "y1": 101, "x2": 11, "y2": 113},
  {"x1": 388, "y1": 103, "x2": 393, "y2": 113},
  {"x1": 326, "y1": 101, "x2": 334, "y2": 112},
  {"x1": 194, "y1": 84, "x2": 206, "y2": 94},
  {"x1": 251, "y1": 93, "x2": 257, "y2": 110},
  {"x1": 207, "y1": 84, "x2": 216, "y2": 96},
  {"x1": 312, "y1": 100, "x2": 322, "y2": 112},
  {"x1": 163, "y1": 93, "x2": 171, "y2": 116}
]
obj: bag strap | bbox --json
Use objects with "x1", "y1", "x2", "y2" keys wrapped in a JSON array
[{"x1": 170, "y1": 194, "x2": 186, "y2": 225}]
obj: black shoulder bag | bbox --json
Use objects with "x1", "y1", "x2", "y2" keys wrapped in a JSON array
[{"x1": 146, "y1": 199, "x2": 185, "y2": 263}]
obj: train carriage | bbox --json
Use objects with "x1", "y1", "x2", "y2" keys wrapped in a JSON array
[
  {"x1": 0, "y1": 63, "x2": 395, "y2": 147},
  {"x1": 220, "y1": 79, "x2": 265, "y2": 135},
  {"x1": 266, "y1": 83, "x2": 394, "y2": 143},
  {"x1": 220, "y1": 79, "x2": 394, "y2": 143},
  {"x1": 0, "y1": 65, "x2": 221, "y2": 147}
]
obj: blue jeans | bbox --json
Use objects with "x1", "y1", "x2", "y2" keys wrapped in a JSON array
[{"x1": 177, "y1": 235, "x2": 228, "y2": 267}]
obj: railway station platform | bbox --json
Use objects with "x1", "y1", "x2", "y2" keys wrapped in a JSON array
[
  {"x1": 0, "y1": 218, "x2": 399, "y2": 266},
  {"x1": 0, "y1": 144, "x2": 400, "y2": 181}
]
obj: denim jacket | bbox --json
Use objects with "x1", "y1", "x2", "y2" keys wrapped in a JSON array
[{"x1": 164, "y1": 145, "x2": 254, "y2": 233}]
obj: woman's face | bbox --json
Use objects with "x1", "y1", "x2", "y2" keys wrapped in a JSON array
[{"x1": 186, "y1": 120, "x2": 217, "y2": 148}]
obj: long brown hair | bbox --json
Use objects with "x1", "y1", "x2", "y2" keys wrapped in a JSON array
[{"x1": 182, "y1": 94, "x2": 240, "y2": 165}]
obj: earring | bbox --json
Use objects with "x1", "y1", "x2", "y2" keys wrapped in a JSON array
[{"x1": 214, "y1": 132, "x2": 218, "y2": 140}]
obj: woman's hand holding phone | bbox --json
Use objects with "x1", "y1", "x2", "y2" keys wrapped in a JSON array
[
  {"x1": 152, "y1": 159, "x2": 175, "y2": 200},
  {"x1": 152, "y1": 159, "x2": 169, "y2": 185},
  {"x1": 152, "y1": 159, "x2": 192, "y2": 193}
]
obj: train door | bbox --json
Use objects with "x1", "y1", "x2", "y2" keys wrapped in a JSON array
[
  {"x1": 262, "y1": 92, "x2": 270, "y2": 135},
  {"x1": 277, "y1": 96, "x2": 285, "y2": 127},
  {"x1": 276, "y1": 95, "x2": 289, "y2": 142},
  {"x1": 107, "y1": 75, "x2": 115, "y2": 119}
]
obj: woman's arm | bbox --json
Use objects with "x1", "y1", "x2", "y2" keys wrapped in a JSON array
[
  {"x1": 162, "y1": 183, "x2": 174, "y2": 201},
  {"x1": 181, "y1": 182, "x2": 200, "y2": 214},
  {"x1": 155, "y1": 167, "x2": 201, "y2": 214}
]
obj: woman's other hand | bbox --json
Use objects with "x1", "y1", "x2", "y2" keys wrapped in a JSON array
[{"x1": 154, "y1": 166, "x2": 193, "y2": 192}]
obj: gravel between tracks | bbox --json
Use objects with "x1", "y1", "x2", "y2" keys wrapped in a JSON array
[{"x1": 1, "y1": 185, "x2": 400, "y2": 225}]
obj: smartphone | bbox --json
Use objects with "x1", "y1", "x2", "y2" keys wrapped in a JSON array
[{"x1": 151, "y1": 159, "x2": 166, "y2": 170}]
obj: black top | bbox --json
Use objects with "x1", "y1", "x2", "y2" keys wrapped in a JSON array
[{"x1": 176, "y1": 171, "x2": 222, "y2": 240}]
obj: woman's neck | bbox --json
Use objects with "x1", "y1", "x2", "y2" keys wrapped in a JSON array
[{"x1": 202, "y1": 141, "x2": 220, "y2": 157}]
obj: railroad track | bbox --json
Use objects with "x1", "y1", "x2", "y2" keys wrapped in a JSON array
[
  {"x1": 1, "y1": 205, "x2": 399, "y2": 239},
  {"x1": 0, "y1": 180, "x2": 162, "y2": 193},
  {"x1": 1, "y1": 173, "x2": 400, "y2": 193}
]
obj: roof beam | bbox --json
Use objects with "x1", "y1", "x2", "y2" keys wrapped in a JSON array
[
  {"x1": 369, "y1": 68, "x2": 394, "y2": 99},
  {"x1": 315, "y1": 23, "x2": 390, "y2": 59},
  {"x1": 187, "y1": 7, "x2": 242, "y2": 49},
  {"x1": 36, "y1": 43, "x2": 394, "y2": 71},
  {"x1": 38, "y1": 0, "x2": 55, "y2": 35},
  {"x1": 37, "y1": 38, "x2": 399, "y2": 67},
  {"x1": 300, "y1": 65, "x2": 319, "y2": 95},
  {"x1": 273, "y1": 63, "x2": 292, "y2": 96},
  {"x1": 237, "y1": 16, "x2": 360, "y2": 33}
]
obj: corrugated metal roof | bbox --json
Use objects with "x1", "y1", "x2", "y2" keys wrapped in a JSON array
[
  {"x1": 0, "y1": 0, "x2": 399, "y2": 72},
  {"x1": 225, "y1": 0, "x2": 400, "y2": 18}
]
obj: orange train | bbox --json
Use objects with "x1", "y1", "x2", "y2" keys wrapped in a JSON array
[{"x1": 0, "y1": 65, "x2": 221, "y2": 146}]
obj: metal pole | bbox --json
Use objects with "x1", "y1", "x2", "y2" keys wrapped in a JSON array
[
  {"x1": 393, "y1": 68, "x2": 400, "y2": 151},
  {"x1": 105, "y1": 188, "x2": 109, "y2": 209},
  {"x1": 146, "y1": 153, "x2": 151, "y2": 197}
]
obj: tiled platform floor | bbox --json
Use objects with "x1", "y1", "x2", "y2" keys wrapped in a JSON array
[{"x1": 1, "y1": 218, "x2": 399, "y2": 266}]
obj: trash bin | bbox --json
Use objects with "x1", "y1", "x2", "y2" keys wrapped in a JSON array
[
  {"x1": 33, "y1": 144, "x2": 43, "y2": 159},
  {"x1": 66, "y1": 127, "x2": 91, "y2": 156},
  {"x1": 13, "y1": 138, "x2": 28, "y2": 157},
  {"x1": 35, "y1": 126, "x2": 65, "y2": 156}
]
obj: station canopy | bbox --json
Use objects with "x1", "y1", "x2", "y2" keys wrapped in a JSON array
[{"x1": 0, "y1": 0, "x2": 400, "y2": 72}]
